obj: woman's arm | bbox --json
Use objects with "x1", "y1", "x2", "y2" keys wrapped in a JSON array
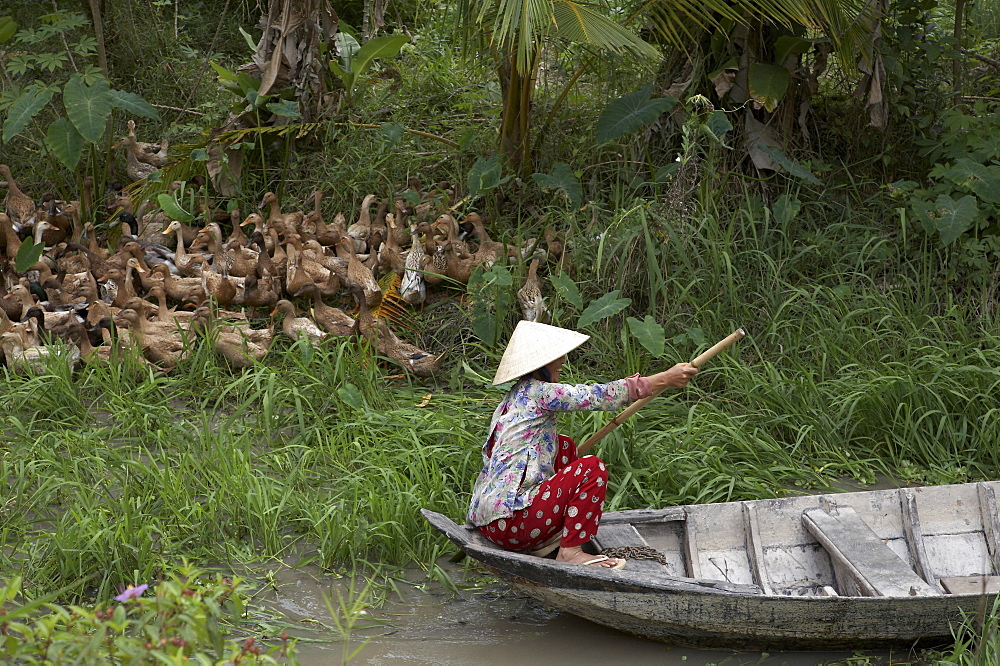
[{"x1": 644, "y1": 362, "x2": 698, "y2": 392}]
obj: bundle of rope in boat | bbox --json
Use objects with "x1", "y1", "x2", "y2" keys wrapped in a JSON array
[{"x1": 601, "y1": 545, "x2": 667, "y2": 565}]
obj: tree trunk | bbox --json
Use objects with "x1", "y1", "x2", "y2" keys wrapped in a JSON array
[{"x1": 498, "y1": 47, "x2": 541, "y2": 175}]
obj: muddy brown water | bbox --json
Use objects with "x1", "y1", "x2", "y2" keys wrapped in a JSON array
[{"x1": 260, "y1": 558, "x2": 897, "y2": 665}]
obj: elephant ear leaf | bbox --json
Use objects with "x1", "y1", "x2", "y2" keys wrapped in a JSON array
[
  {"x1": 2, "y1": 85, "x2": 55, "y2": 142},
  {"x1": 63, "y1": 74, "x2": 112, "y2": 143},
  {"x1": 46, "y1": 118, "x2": 86, "y2": 170},
  {"x1": 595, "y1": 83, "x2": 676, "y2": 145},
  {"x1": 627, "y1": 315, "x2": 665, "y2": 357},
  {"x1": 578, "y1": 291, "x2": 631, "y2": 328},
  {"x1": 157, "y1": 193, "x2": 194, "y2": 223},
  {"x1": 16, "y1": 241, "x2": 45, "y2": 274},
  {"x1": 0, "y1": 16, "x2": 17, "y2": 43},
  {"x1": 532, "y1": 163, "x2": 582, "y2": 208}
]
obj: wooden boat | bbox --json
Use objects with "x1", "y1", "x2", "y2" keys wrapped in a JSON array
[{"x1": 423, "y1": 480, "x2": 1000, "y2": 649}]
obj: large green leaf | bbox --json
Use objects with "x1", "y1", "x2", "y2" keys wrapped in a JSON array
[
  {"x1": 109, "y1": 89, "x2": 159, "y2": 120},
  {"x1": 15, "y1": 241, "x2": 45, "y2": 274},
  {"x1": 760, "y1": 145, "x2": 821, "y2": 185},
  {"x1": 771, "y1": 194, "x2": 801, "y2": 227},
  {"x1": 627, "y1": 315, "x2": 665, "y2": 357},
  {"x1": 774, "y1": 35, "x2": 813, "y2": 65},
  {"x1": 332, "y1": 34, "x2": 409, "y2": 99},
  {"x1": 0, "y1": 16, "x2": 17, "y2": 43},
  {"x1": 701, "y1": 110, "x2": 733, "y2": 146},
  {"x1": 46, "y1": 118, "x2": 85, "y2": 170},
  {"x1": 748, "y1": 63, "x2": 790, "y2": 112},
  {"x1": 578, "y1": 290, "x2": 631, "y2": 328},
  {"x1": 936, "y1": 159, "x2": 1000, "y2": 205},
  {"x1": 532, "y1": 163, "x2": 582, "y2": 208},
  {"x1": 63, "y1": 74, "x2": 112, "y2": 143},
  {"x1": 467, "y1": 154, "x2": 508, "y2": 196},
  {"x1": 595, "y1": 83, "x2": 676, "y2": 145},
  {"x1": 157, "y1": 193, "x2": 194, "y2": 223},
  {"x1": 549, "y1": 271, "x2": 582, "y2": 309},
  {"x1": 913, "y1": 194, "x2": 978, "y2": 246},
  {"x1": 2, "y1": 85, "x2": 55, "y2": 142}
]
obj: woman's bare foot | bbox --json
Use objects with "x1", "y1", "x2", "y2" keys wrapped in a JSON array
[{"x1": 555, "y1": 544, "x2": 622, "y2": 568}]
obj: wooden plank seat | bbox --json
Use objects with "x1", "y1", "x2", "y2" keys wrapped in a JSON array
[
  {"x1": 593, "y1": 523, "x2": 665, "y2": 573},
  {"x1": 939, "y1": 576, "x2": 1000, "y2": 595},
  {"x1": 802, "y1": 506, "x2": 941, "y2": 597}
]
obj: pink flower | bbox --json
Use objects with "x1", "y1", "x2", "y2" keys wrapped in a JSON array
[{"x1": 114, "y1": 583, "x2": 149, "y2": 602}]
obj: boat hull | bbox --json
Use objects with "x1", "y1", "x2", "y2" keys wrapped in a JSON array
[{"x1": 423, "y1": 480, "x2": 1000, "y2": 649}]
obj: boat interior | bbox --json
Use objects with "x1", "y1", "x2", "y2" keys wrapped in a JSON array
[{"x1": 592, "y1": 480, "x2": 1000, "y2": 598}]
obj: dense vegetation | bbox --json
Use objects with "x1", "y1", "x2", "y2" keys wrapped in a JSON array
[{"x1": 1, "y1": 0, "x2": 999, "y2": 661}]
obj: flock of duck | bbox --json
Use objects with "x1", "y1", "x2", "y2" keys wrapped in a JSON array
[{"x1": 0, "y1": 134, "x2": 563, "y2": 377}]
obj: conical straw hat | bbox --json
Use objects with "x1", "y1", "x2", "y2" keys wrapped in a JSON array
[{"x1": 492, "y1": 321, "x2": 590, "y2": 385}]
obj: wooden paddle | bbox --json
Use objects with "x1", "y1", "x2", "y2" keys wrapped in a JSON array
[{"x1": 576, "y1": 328, "x2": 746, "y2": 455}]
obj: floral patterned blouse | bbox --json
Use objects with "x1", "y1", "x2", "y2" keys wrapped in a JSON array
[{"x1": 467, "y1": 376, "x2": 638, "y2": 526}]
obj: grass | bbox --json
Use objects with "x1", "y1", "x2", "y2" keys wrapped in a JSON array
[{"x1": 1, "y1": 188, "x2": 997, "y2": 608}]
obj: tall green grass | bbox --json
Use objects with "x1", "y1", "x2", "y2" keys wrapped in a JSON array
[{"x1": 2, "y1": 187, "x2": 997, "y2": 608}]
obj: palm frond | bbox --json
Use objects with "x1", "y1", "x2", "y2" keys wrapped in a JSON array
[
  {"x1": 371, "y1": 273, "x2": 417, "y2": 329},
  {"x1": 551, "y1": 2, "x2": 661, "y2": 61}
]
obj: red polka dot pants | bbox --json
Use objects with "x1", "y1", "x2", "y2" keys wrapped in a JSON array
[{"x1": 478, "y1": 435, "x2": 609, "y2": 551}]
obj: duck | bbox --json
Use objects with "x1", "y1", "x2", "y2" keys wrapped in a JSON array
[
  {"x1": 259, "y1": 191, "x2": 303, "y2": 237},
  {"x1": 0, "y1": 280, "x2": 24, "y2": 321},
  {"x1": 20, "y1": 306, "x2": 80, "y2": 345},
  {"x1": 98, "y1": 257, "x2": 146, "y2": 308},
  {"x1": 272, "y1": 299, "x2": 327, "y2": 343},
  {"x1": 377, "y1": 216, "x2": 407, "y2": 276},
  {"x1": 399, "y1": 226, "x2": 426, "y2": 305},
  {"x1": 293, "y1": 282, "x2": 355, "y2": 336},
  {"x1": 517, "y1": 258, "x2": 546, "y2": 323},
  {"x1": 466, "y1": 212, "x2": 506, "y2": 269},
  {"x1": 127, "y1": 119, "x2": 169, "y2": 167},
  {"x1": 302, "y1": 239, "x2": 348, "y2": 282},
  {"x1": 113, "y1": 132, "x2": 160, "y2": 183},
  {"x1": 114, "y1": 307, "x2": 189, "y2": 369},
  {"x1": 1, "y1": 212, "x2": 22, "y2": 260},
  {"x1": 196, "y1": 256, "x2": 245, "y2": 307},
  {"x1": 146, "y1": 284, "x2": 195, "y2": 325},
  {"x1": 200, "y1": 222, "x2": 257, "y2": 277},
  {"x1": 224, "y1": 208, "x2": 250, "y2": 249},
  {"x1": 241, "y1": 271, "x2": 280, "y2": 310},
  {"x1": 285, "y1": 237, "x2": 340, "y2": 297},
  {"x1": 328, "y1": 212, "x2": 355, "y2": 257},
  {"x1": 0, "y1": 330, "x2": 71, "y2": 373},
  {"x1": 338, "y1": 236, "x2": 381, "y2": 307},
  {"x1": 66, "y1": 317, "x2": 120, "y2": 366},
  {"x1": 390, "y1": 199, "x2": 413, "y2": 247},
  {"x1": 163, "y1": 220, "x2": 204, "y2": 276},
  {"x1": 367, "y1": 199, "x2": 389, "y2": 252},
  {"x1": 349, "y1": 283, "x2": 379, "y2": 348},
  {"x1": 302, "y1": 210, "x2": 344, "y2": 248},
  {"x1": 0, "y1": 164, "x2": 36, "y2": 227},
  {"x1": 347, "y1": 194, "x2": 379, "y2": 246},
  {"x1": 240, "y1": 214, "x2": 271, "y2": 251},
  {"x1": 375, "y1": 319, "x2": 444, "y2": 377},
  {"x1": 55, "y1": 254, "x2": 99, "y2": 304},
  {"x1": 419, "y1": 237, "x2": 450, "y2": 289},
  {"x1": 191, "y1": 305, "x2": 272, "y2": 368},
  {"x1": 148, "y1": 263, "x2": 206, "y2": 305}
]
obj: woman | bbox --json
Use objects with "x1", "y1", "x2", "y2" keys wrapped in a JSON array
[{"x1": 468, "y1": 320, "x2": 697, "y2": 569}]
